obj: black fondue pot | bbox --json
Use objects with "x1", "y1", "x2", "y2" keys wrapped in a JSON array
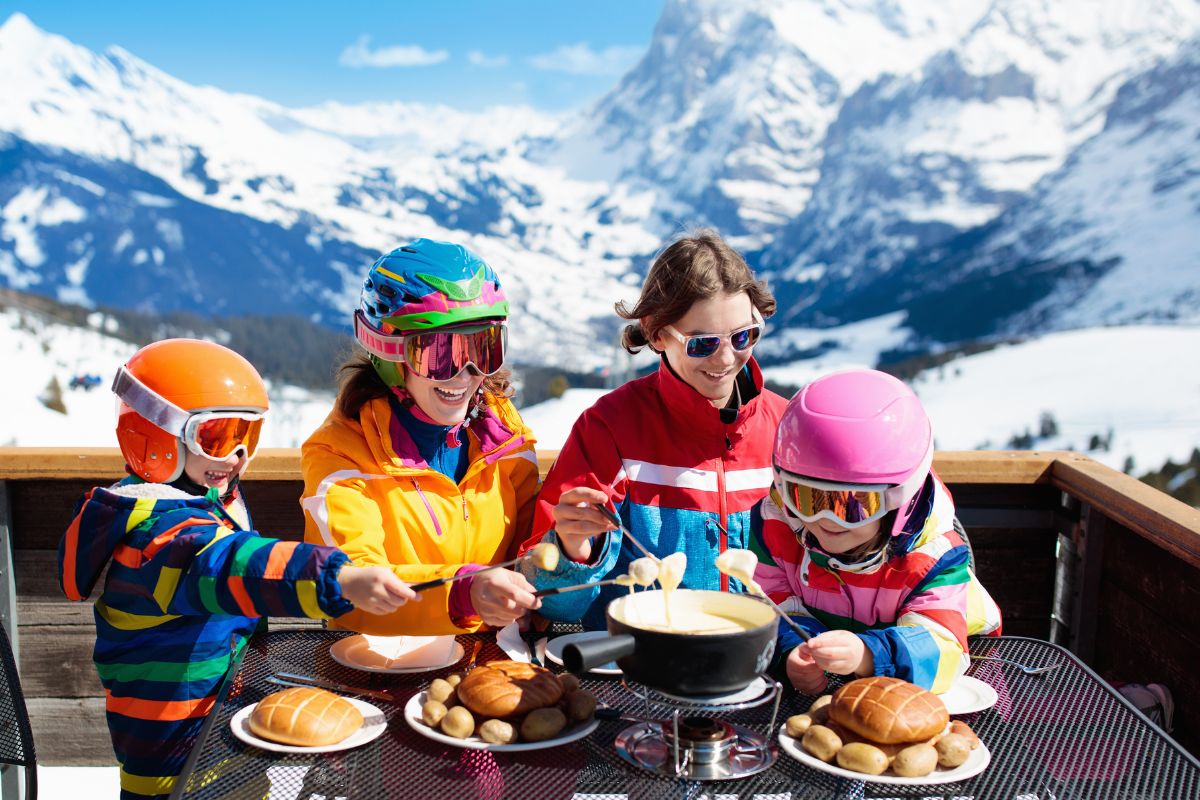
[{"x1": 561, "y1": 589, "x2": 777, "y2": 696}]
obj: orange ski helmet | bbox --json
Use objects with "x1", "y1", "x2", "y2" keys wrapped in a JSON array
[{"x1": 113, "y1": 339, "x2": 269, "y2": 483}]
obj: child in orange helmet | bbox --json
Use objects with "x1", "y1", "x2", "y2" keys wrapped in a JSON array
[{"x1": 58, "y1": 338, "x2": 415, "y2": 800}]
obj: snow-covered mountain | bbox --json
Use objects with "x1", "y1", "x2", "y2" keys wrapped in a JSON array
[{"x1": 1, "y1": 1, "x2": 1199, "y2": 369}]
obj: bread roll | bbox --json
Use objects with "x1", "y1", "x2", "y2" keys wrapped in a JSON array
[
  {"x1": 248, "y1": 687, "x2": 363, "y2": 746},
  {"x1": 456, "y1": 661, "x2": 564, "y2": 717},
  {"x1": 829, "y1": 677, "x2": 948, "y2": 745}
]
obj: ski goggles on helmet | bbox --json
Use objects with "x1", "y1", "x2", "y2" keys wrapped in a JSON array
[
  {"x1": 355, "y1": 311, "x2": 507, "y2": 381},
  {"x1": 774, "y1": 469, "x2": 894, "y2": 529},
  {"x1": 662, "y1": 315, "x2": 763, "y2": 359},
  {"x1": 112, "y1": 366, "x2": 266, "y2": 459}
]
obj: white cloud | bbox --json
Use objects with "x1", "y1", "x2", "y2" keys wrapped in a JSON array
[
  {"x1": 527, "y1": 42, "x2": 644, "y2": 76},
  {"x1": 339, "y1": 35, "x2": 449, "y2": 68},
  {"x1": 468, "y1": 50, "x2": 509, "y2": 68}
]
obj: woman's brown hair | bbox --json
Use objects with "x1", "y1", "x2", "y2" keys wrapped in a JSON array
[
  {"x1": 334, "y1": 352, "x2": 513, "y2": 421},
  {"x1": 616, "y1": 228, "x2": 775, "y2": 355}
]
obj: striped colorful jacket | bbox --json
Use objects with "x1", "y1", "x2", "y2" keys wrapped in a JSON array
[
  {"x1": 58, "y1": 478, "x2": 353, "y2": 800},
  {"x1": 751, "y1": 473, "x2": 1003, "y2": 693},
  {"x1": 520, "y1": 358, "x2": 787, "y2": 629}
]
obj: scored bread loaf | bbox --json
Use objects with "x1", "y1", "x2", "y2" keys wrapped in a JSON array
[
  {"x1": 830, "y1": 676, "x2": 948, "y2": 745},
  {"x1": 248, "y1": 687, "x2": 363, "y2": 746},
  {"x1": 456, "y1": 660, "x2": 564, "y2": 717}
]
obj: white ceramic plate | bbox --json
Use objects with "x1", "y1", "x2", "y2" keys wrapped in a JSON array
[
  {"x1": 778, "y1": 726, "x2": 991, "y2": 786},
  {"x1": 329, "y1": 636, "x2": 465, "y2": 674},
  {"x1": 941, "y1": 675, "x2": 999, "y2": 716},
  {"x1": 543, "y1": 631, "x2": 622, "y2": 675},
  {"x1": 404, "y1": 692, "x2": 600, "y2": 751},
  {"x1": 231, "y1": 698, "x2": 387, "y2": 754}
]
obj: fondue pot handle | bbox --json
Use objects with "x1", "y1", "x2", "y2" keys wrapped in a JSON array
[{"x1": 562, "y1": 634, "x2": 635, "y2": 673}]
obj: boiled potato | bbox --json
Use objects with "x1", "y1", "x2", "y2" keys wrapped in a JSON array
[
  {"x1": 440, "y1": 706, "x2": 475, "y2": 739},
  {"x1": 445, "y1": 672, "x2": 464, "y2": 688},
  {"x1": 520, "y1": 707, "x2": 568, "y2": 742},
  {"x1": 565, "y1": 690, "x2": 597, "y2": 722},
  {"x1": 800, "y1": 724, "x2": 842, "y2": 763},
  {"x1": 558, "y1": 673, "x2": 581, "y2": 693},
  {"x1": 479, "y1": 719, "x2": 518, "y2": 745},
  {"x1": 427, "y1": 678, "x2": 456, "y2": 704},
  {"x1": 785, "y1": 713, "x2": 813, "y2": 738},
  {"x1": 808, "y1": 694, "x2": 832, "y2": 725},
  {"x1": 421, "y1": 699, "x2": 447, "y2": 727},
  {"x1": 892, "y1": 743, "x2": 939, "y2": 777},
  {"x1": 950, "y1": 720, "x2": 981, "y2": 749},
  {"x1": 836, "y1": 742, "x2": 888, "y2": 775},
  {"x1": 935, "y1": 733, "x2": 972, "y2": 768}
]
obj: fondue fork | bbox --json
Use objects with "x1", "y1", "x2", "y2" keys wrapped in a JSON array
[
  {"x1": 408, "y1": 553, "x2": 529, "y2": 593},
  {"x1": 268, "y1": 673, "x2": 398, "y2": 703},
  {"x1": 593, "y1": 504, "x2": 659, "y2": 562},
  {"x1": 533, "y1": 578, "x2": 624, "y2": 597}
]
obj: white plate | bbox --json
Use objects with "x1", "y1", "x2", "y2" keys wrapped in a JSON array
[
  {"x1": 329, "y1": 636, "x2": 465, "y2": 674},
  {"x1": 544, "y1": 631, "x2": 622, "y2": 675},
  {"x1": 231, "y1": 698, "x2": 387, "y2": 754},
  {"x1": 778, "y1": 726, "x2": 991, "y2": 786},
  {"x1": 404, "y1": 692, "x2": 600, "y2": 751},
  {"x1": 941, "y1": 675, "x2": 999, "y2": 716}
]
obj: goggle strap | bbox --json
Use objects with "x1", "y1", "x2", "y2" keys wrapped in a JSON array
[
  {"x1": 882, "y1": 442, "x2": 934, "y2": 510},
  {"x1": 112, "y1": 366, "x2": 190, "y2": 437}
]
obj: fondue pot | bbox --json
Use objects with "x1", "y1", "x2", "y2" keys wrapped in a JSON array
[{"x1": 561, "y1": 589, "x2": 777, "y2": 696}]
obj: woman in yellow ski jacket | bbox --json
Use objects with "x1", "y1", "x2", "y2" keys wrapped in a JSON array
[{"x1": 302, "y1": 239, "x2": 541, "y2": 635}]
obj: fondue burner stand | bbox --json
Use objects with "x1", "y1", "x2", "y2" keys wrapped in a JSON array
[{"x1": 613, "y1": 675, "x2": 782, "y2": 781}]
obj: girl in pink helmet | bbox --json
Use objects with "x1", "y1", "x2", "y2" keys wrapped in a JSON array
[{"x1": 752, "y1": 368, "x2": 1002, "y2": 694}]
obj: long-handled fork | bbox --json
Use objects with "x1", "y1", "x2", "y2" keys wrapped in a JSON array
[{"x1": 970, "y1": 654, "x2": 1063, "y2": 676}]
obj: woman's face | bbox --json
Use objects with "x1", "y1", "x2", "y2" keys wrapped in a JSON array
[
  {"x1": 802, "y1": 518, "x2": 883, "y2": 555},
  {"x1": 404, "y1": 367, "x2": 486, "y2": 426},
  {"x1": 651, "y1": 291, "x2": 757, "y2": 408}
]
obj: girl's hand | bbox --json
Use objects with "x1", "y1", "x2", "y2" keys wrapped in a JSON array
[
  {"x1": 338, "y1": 566, "x2": 418, "y2": 615},
  {"x1": 551, "y1": 486, "x2": 618, "y2": 562},
  {"x1": 470, "y1": 568, "x2": 541, "y2": 627},
  {"x1": 786, "y1": 644, "x2": 829, "y2": 694},
  {"x1": 805, "y1": 630, "x2": 873, "y2": 676}
]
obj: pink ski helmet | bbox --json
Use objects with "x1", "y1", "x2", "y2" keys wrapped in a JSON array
[{"x1": 773, "y1": 369, "x2": 933, "y2": 521}]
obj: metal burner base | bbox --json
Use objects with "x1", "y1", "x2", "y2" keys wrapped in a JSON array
[{"x1": 614, "y1": 721, "x2": 777, "y2": 781}]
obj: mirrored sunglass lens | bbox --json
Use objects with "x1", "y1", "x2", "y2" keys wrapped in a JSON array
[
  {"x1": 686, "y1": 336, "x2": 721, "y2": 358},
  {"x1": 731, "y1": 326, "x2": 760, "y2": 351},
  {"x1": 195, "y1": 418, "x2": 261, "y2": 458}
]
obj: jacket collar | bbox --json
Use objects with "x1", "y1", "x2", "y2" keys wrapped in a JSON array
[
  {"x1": 362, "y1": 393, "x2": 525, "y2": 472},
  {"x1": 652, "y1": 356, "x2": 768, "y2": 437}
]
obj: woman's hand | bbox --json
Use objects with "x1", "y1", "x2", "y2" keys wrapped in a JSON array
[
  {"x1": 470, "y1": 568, "x2": 541, "y2": 627},
  {"x1": 337, "y1": 566, "x2": 419, "y2": 615},
  {"x1": 551, "y1": 486, "x2": 618, "y2": 562},
  {"x1": 805, "y1": 630, "x2": 873, "y2": 676},
  {"x1": 785, "y1": 644, "x2": 829, "y2": 694}
]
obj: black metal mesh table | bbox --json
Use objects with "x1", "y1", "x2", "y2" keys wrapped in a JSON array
[{"x1": 172, "y1": 632, "x2": 1200, "y2": 800}]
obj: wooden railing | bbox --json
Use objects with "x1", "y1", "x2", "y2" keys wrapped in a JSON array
[{"x1": 2, "y1": 448, "x2": 1198, "y2": 763}]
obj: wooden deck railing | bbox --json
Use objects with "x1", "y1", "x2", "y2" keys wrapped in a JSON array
[{"x1": 2, "y1": 448, "x2": 1198, "y2": 763}]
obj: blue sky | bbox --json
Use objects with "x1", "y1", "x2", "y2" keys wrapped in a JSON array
[{"x1": 2, "y1": 1, "x2": 664, "y2": 110}]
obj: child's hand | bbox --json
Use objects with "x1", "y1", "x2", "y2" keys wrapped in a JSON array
[
  {"x1": 786, "y1": 644, "x2": 828, "y2": 694},
  {"x1": 806, "y1": 630, "x2": 873, "y2": 676},
  {"x1": 470, "y1": 568, "x2": 541, "y2": 627},
  {"x1": 551, "y1": 486, "x2": 617, "y2": 562},
  {"x1": 338, "y1": 566, "x2": 418, "y2": 615}
]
